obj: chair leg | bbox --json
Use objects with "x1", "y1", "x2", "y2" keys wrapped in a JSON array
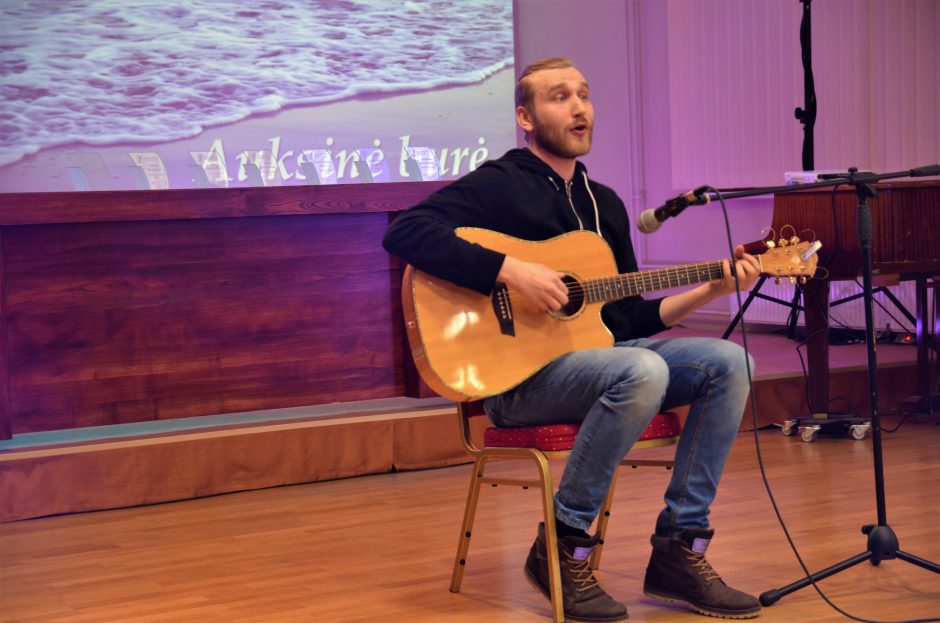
[
  {"x1": 533, "y1": 453, "x2": 565, "y2": 623},
  {"x1": 450, "y1": 456, "x2": 488, "y2": 593},
  {"x1": 590, "y1": 466, "x2": 620, "y2": 570}
]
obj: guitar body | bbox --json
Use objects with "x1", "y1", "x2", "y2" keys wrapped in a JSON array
[{"x1": 402, "y1": 228, "x2": 616, "y2": 401}]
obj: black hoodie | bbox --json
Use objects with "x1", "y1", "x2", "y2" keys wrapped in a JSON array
[{"x1": 383, "y1": 148, "x2": 667, "y2": 342}]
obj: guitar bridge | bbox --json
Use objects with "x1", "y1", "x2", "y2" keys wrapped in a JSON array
[{"x1": 491, "y1": 281, "x2": 515, "y2": 337}]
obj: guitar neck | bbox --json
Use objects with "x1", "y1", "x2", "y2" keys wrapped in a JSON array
[{"x1": 584, "y1": 261, "x2": 726, "y2": 303}]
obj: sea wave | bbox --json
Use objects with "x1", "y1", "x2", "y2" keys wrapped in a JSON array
[{"x1": 0, "y1": 0, "x2": 514, "y2": 166}]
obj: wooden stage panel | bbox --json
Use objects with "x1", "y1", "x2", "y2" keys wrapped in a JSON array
[
  {"x1": 0, "y1": 184, "x2": 447, "y2": 437},
  {"x1": 0, "y1": 229, "x2": 10, "y2": 439}
]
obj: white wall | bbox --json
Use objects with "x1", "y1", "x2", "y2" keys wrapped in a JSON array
[{"x1": 514, "y1": 0, "x2": 637, "y2": 206}]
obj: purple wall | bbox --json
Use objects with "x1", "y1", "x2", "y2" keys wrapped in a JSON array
[{"x1": 515, "y1": 0, "x2": 939, "y2": 318}]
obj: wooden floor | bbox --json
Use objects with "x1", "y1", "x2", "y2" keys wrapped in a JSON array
[{"x1": 2, "y1": 414, "x2": 938, "y2": 622}]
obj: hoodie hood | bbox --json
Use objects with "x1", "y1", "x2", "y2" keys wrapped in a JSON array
[
  {"x1": 493, "y1": 148, "x2": 601, "y2": 237},
  {"x1": 494, "y1": 148, "x2": 589, "y2": 189}
]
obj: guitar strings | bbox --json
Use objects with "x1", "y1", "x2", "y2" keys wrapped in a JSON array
[
  {"x1": 516, "y1": 244, "x2": 809, "y2": 301},
  {"x1": 557, "y1": 260, "x2": 726, "y2": 299},
  {"x1": 496, "y1": 260, "x2": 727, "y2": 306},
  {"x1": 495, "y1": 240, "x2": 813, "y2": 304},
  {"x1": 549, "y1": 240, "x2": 812, "y2": 300}
]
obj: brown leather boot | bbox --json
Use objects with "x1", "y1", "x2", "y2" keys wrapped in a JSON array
[
  {"x1": 643, "y1": 528, "x2": 761, "y2": 619},
  {"x1": 523, "y1": 522, "x2": 629, "y2": 623}
]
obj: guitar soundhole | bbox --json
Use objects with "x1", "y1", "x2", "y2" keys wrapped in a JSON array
[{"x1": 557, "y1": 275, "x2": 585, "y2": 319}]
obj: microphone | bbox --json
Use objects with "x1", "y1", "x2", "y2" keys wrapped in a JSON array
[
  {"x1": 636, "y1": 186, "x2": 711, "y2": 234},
  {"x1": 911, "y1": 164, "x2": 940, "y2": 177}
]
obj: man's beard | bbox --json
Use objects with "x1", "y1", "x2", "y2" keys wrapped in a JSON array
[{"x1": 531, "y1": 114, "x2": 592, "y2": 159}]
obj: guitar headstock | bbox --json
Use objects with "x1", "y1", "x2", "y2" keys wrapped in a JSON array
[{"x1": 756, "y1": 238, "x2": 821, "y2": 284}]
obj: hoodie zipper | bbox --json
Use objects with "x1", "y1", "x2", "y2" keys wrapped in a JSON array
[{"x1": 564, "y1": 180, "x2": 585, "y2": 230}]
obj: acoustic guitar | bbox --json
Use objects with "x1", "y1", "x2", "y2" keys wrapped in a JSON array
[{"x1": 402, "y1": 228, "x2": 819, "y2": 401}]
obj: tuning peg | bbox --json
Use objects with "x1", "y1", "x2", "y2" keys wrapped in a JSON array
[
  {"x1": 778, "y1": 238, "x2": 788, "y2": 247},
  {"x1": 799, "y1": 277, "x2": 808, "y2": 285},
  {"x1": 775, "y1": 277, "x2": 782, "y2": 285},
  {"x1": 788, "y1": 276, "x2": 796, "y2": 284},
  {"x1": 765, "y1": 240, "x2": 776, "y2": 249},
  {"x1": 789, "y1": 236, "x2": 800, "y2": 245}
]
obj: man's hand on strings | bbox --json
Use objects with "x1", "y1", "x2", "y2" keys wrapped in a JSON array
[
  {"x1": 497, "y1": 256, "x2": 569, "y2": 312},
  {"x1": 712, "y1": 245, "x2": 761, "y2": 295}
]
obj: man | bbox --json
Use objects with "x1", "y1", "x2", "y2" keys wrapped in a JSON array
[{"x1": 383, "y1": 57, "x2": 763, "y2": 622}]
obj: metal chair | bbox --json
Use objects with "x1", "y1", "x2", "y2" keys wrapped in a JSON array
[{"x1": 449, "y1": 400, "x2": 681, "y2": 623}]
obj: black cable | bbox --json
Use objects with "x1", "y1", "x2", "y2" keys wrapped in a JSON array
[
  {"x1": 795, "y1": 327, "x2": 826, "y2": 413},
  {"x1": 794, "y1": 339, "x2": 854, "y2": 415},
  {"x1": 708, "y1": 186, "x2": 939, "y2": 623},
  {"x1": 880, "y1": 414, "x2": 911, "y2": 434},
  {"x1": 792, "y1": 294, "x2": 854, "y2": 414},
  {"x1": 828, "y1": 183, "x2": 841, "y2": 272}
]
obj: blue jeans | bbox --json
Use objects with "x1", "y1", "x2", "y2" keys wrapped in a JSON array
[{"x1": 483, "y1": 337, "x2": 753, "y2": 537}]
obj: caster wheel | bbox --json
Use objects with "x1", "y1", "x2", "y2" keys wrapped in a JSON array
[
  {"x1": 850, "y1": 424, "x2": 871, "y2": 440},
  {"x1": 801, "y1": 425, "x2": 820, "y2": 442},
  {"x1": 781, "y1": 420, "x2": 798, "y2": 436}
]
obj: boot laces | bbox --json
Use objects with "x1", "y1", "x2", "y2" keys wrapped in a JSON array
[
  {"x1": 563, "y1": 552, "x2": 600, "y2": 593},
  {"x1": 682, "y1": 546, "x2": 721, "y2": 582}
]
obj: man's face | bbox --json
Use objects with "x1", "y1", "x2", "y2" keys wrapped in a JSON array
[{"x1": 520, "y1": 66, "x2": 594, "y2": 159}]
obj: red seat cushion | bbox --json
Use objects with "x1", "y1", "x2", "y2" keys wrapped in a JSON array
[{"x1": 482, "y1": 412, "x2": 681, "y2": 452}]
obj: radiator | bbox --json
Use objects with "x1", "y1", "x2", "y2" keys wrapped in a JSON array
[{"x1": 730, "y1": 280, "x2": 921, "y2": 334}]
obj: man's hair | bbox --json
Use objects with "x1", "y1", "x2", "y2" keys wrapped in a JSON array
[{"x1": 515, "y1": 56, "x2": 575, "y2": 110}]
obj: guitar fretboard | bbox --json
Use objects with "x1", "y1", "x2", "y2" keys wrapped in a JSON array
[{"x1": 581, "y1": 261, "x2": 725, "y2": 303}]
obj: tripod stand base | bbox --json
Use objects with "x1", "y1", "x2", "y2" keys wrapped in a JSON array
[{"x1": 760, "y1": 524, "x2": 940, "y2": 606}]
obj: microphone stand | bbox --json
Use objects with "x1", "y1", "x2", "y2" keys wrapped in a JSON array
[{"x1": 703, "y1": 165, "x2": 940, "y2": 606}]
